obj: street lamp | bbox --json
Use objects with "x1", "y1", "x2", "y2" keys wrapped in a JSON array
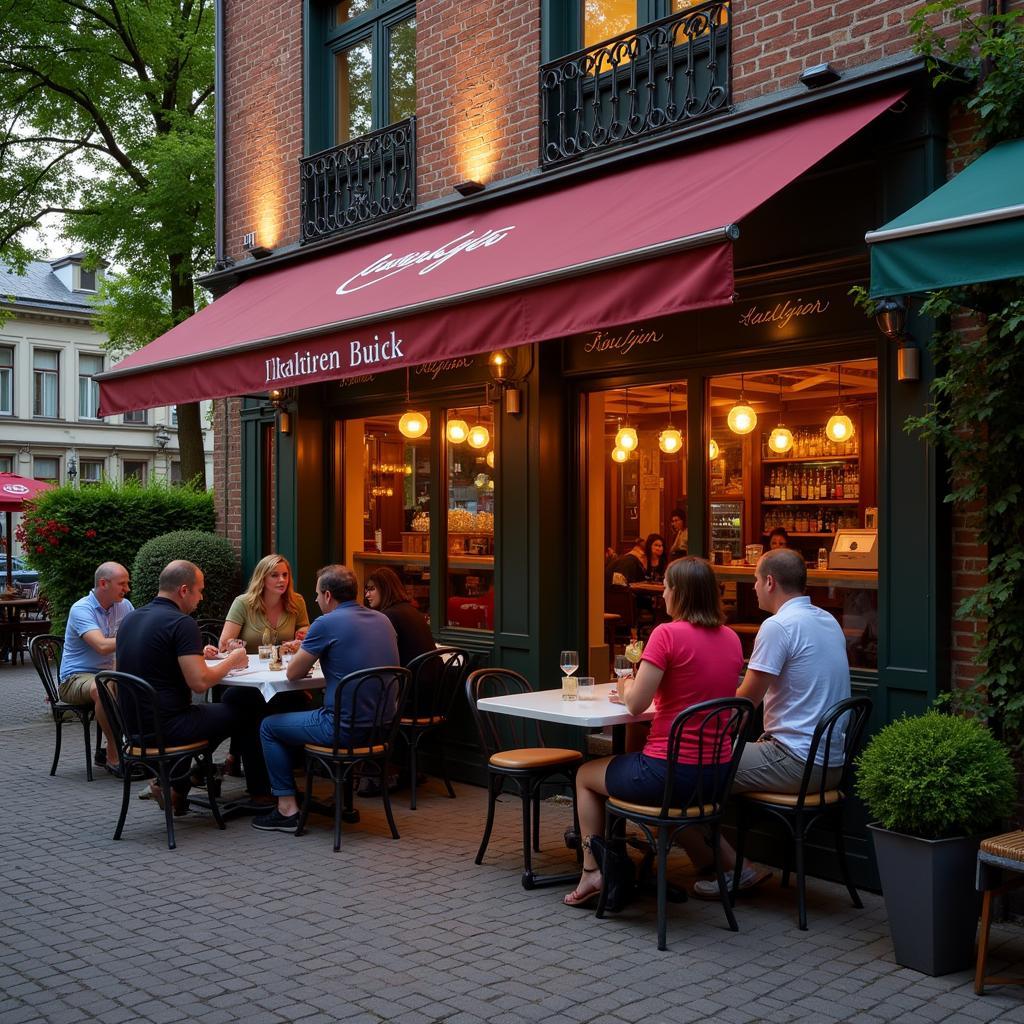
[
  {"x1": 155, "y1": 426, "x2": 172, "y2": 449},
  {"x1": 66, "y1": 454, "x2": 77, "y2": 483}
]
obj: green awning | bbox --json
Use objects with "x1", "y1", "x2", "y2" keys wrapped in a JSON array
[{"x1": 867, "y1": 138, "x2": 1024, "y2": 297}]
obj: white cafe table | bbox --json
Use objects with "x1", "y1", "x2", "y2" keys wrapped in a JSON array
[{"x1": 205, "y1": 653, "x2": 325, "y2": 703}]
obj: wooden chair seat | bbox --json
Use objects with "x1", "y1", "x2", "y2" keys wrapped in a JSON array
[
  {"x1": 305, "y1": 742, "x2": 387, "y2": 756},
  {"x1": 607, "y1": 797, "x2": 715, "y2": 819},
  {"x1": 490, "y1": 748, "x2": 583, "y2": 770},
  {"x1": 128, "y1": 740, "x2": 207, "y2": 757},
  {"x1": 742, "y1": 789, "x2": 843, "y2": 808},
  {"x1": 399, "y1": 714, "x2": 446, "y2": 726},
  {"x1": 981, "y1": 831, "x2": 1024, "y2": 863},
  {"x1": 976, "y1": 831, "x2": 1024, "y2": 993}
]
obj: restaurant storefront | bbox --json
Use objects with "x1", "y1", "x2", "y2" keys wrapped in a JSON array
[{"x1": 97, "y1": 79, "x2": 951, "y2": 886}]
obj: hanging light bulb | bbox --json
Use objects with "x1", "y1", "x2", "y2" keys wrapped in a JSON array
[
  {"x1": 767, "y1": 374, "x2": 794, "y2": 454},
  {"x1": 398, "y1": 368, "x2": 428, "y2": 439},
  {"x1": 474, "y1": 473, "x2": 488, "y2": 488},
  {"x1": 446, "y1": 417, "x2": 469, "y2": 444},
  {"x1": 825, "y1": 363, "x2": 856, "y2": 444},
  {"x1": 611, "y1": 446, "x2": 629, "y2": 464},
  {"x1": 467, "y1": 421, "x2": 490, "y2": 449},
  {"x1": 708, "y1": 438, "x2": 720, "y2": 461},
  {"x1": 487, "y1": 479, "x2": 494, "y2": 491},
  {"x1": 615, "y1": 389, "x2": 638, "y2": 451},
  {"x1": 727, "y1": 373, "x2": 757, "y2": 435},
  {"x1": 485, "y1": 450, "x2": 495, "y2": 468},
  {"x1": 658, "y1": 385, "x2": 683, "y2": 454}
]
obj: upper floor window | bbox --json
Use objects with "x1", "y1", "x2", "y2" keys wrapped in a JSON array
[
  {"x1": 78, "y1": 267, "x2": 97, "y2": 291},
  {"x1": 170, "y1": 405, "x2": 178, "y2": 427},
  {"x1": 123, "y1": 409, "x2": 147, "y2": 425},
  {"x1": 0, "y1": 454, "x2": 12, "y2": 473},
  {"x1": 0, "y1": 347, "x2": 12, "y2": 415},
  {"x1": 309, "y1": 0, "x2": 416, "y2": 152},
  {"x1": 33, "y1": 350, "x2": 59, "y2": 418},
  {"x1": 79, "y1": 353, "x2": 103, "y2": 419}
]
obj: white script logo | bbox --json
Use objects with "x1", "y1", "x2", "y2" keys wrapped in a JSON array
[{"x1": 336, "y1": 226, "x2": 516, "y2": 295}]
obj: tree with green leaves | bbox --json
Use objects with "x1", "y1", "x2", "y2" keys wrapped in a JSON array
[{"x1": 0, "y1": 0, "x2": 214, "y2": 486}]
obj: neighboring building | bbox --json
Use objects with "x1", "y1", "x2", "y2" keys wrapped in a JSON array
[
  {"x1": 0, "y1": 253, "x2": 213, "y2": 555},
  {"x1": 93, "y1": 1, "x2": 1021, "y2": 884}
]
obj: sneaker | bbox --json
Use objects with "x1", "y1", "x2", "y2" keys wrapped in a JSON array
[
  {"x1": 251, "y1": 809, "x2": 300, "y2": 833},
  {"x1": 692, "y1": 864, "x2": 772, "y2": 900}
]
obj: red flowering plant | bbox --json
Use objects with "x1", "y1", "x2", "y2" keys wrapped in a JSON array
[{"x1": 19, "y1": 479, "x2": 216, "y2": 630}]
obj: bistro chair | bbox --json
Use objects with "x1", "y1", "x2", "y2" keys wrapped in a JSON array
[
  {"x1": 731, "y1": 695, "x2": 873, "y2": 931},
  {"x1": 975, "y1": 831, "x2": 1024, "y2": 994},
  {"x1": 598, "y1": 697, "x2": 755, "y2": 950},
  {"x1": 297, "y1": 665, "x2": 410, "y2": 851},
  {"x1": 94, "y1": 670, "x2": 225, "y2": 850},
  {"x1": 398, "y1": 646, "x2": 468, "y2": 810},
  {"x1": 29, "y1": 633, "x2": 99, "y2": 782},
  {"x1": 196, "y1": 618, "x2": 226, "y2": 649},
  {"x1": 465, "y1": 668, "x2": 584, "y2": 890},
  {"x1": 604, "y1": 585, "x2": 637, "y2": 649}
]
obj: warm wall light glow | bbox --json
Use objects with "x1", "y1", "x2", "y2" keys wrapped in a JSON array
[
  {"x1": 708, "y1": 438, "x2": 720, "y2": 461},
  {"x1": 826, "y1": 414, "x2": 855, "y2": 443},
  {"x1": 485, "y1": 450, "x2": 495, "y2": 468},
  {"x1": 446, "y1": 419, "x2": 469, "y2": 444},
  {"x1": 727, "y1": 403, "x2": 757, "y2": 435},
  {"x1": 615, "y1": 426, "x2": 638, "y2": 451},
  {"x1": 768, "y1": 426, "x2": 794, "y2": 454},
  {"x1": 658, "y1": 428, "x2": 683, "y2": 454},
  {"x1": 611, "y1": 446, "x2": 629, "y2": 464},
  {"x1": 399, "y1": 411, "x2": 428, "y2": 439},
  {"x1": 467, "y1": 424, "x2": 490, "y2": 449}
]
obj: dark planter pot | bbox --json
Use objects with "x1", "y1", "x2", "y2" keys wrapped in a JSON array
[{"x1": 868, "y1": 824, "x2": 981, "y2": 976}]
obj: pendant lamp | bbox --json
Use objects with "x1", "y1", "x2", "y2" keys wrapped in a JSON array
[
  {"x1": 727, "y1": 373, "x2": 757, "y2": 435},
  {"x1": 708, "y1": 438, "x2": 720, "y2": 461},
  {"x1": 615, "y1": 389, "x2": 638, "y2": 452},
  {"x1": 826, "y1": 364, "x2": 855, "y2": 444},
  {"x1": 467, "y1": 407, "x2": 490, "y2": 449},
  {"x1": 398, "y1": 368, "x2": 428, "y2": 439},
  {"x1": 446, "y1": 416, "x2": 469, "y2": 444},
  {"x1": 767, "y1": 374, "x2": 794, "y2": 455},
  {"x1": 658, "y1": 385, "x2": 683, "y2": 454},
  {"x1": 611, "y1": 445, "x2": 629, "y2": 464}
]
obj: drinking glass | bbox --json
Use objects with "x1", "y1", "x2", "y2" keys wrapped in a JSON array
[
  {"x1": 613, "y1": 655, "x2": 632, "y2": 684},
  {"x1": 559, "y1": 650, "x2": 579, "y2": 677},
  {"x1": 577, "y1": 676, "x2": 595, "y2": 701}
]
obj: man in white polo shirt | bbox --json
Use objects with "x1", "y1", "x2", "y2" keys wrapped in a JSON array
[{"x1": 694, "y1": 546, "x2": 851, "y2": 897}]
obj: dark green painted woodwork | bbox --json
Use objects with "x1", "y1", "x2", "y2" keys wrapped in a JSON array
[{"x1": 239, "y1": 397, "x2": 275, "y2": 579}]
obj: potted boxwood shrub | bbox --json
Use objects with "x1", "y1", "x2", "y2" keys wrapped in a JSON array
[{"x1": 856, "y1": 710, "x2": 1016, "y2": 976}]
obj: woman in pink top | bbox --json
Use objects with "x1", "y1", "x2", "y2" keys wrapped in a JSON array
[{"x1": 564, "y1": 557, "x2": 743, "y2": 907}]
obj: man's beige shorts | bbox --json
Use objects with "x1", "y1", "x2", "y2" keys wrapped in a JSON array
[{"x1": 58, "y1": 672, "x2": 96, "y2": 706}]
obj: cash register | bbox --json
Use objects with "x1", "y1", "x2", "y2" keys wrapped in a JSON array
[{"x1": 828, "y1": 529, "x2": 879, "y2": 571}]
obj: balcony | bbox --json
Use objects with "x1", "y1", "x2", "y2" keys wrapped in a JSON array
[
  {"x1": 299, "y1": 118, "x2": 416, "y2": 244},
  {"x1": 539, "y1": 2, "x2": 730, "y2": 169}
]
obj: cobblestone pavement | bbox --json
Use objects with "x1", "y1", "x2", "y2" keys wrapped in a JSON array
[{"x1": 3, "y1": 659, "x2": 1024, "y2": 1024}]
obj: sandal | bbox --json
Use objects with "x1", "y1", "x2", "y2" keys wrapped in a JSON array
[{"x1": 563, "y1": 867, "x2": 603, "y2": 908}]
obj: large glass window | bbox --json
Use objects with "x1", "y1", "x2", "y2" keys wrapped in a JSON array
[
  {"x1": 33, "y1": 457, "x2": 59, "y2": 483},
  {"x1": 80, "y1": 459, "x2": 104, "y2": 485},
  {"x1": 0, "y1": 347, "x2": 12, "y2": 415},
  {"x1": 444, "y1": 406, "x2": 495, "y2": 630},
  {"x1": 78, "y1": 353, "x2": 103, "y2": 419},
  {"x1": 32, "y1": 350, "x2": 58, "y2": 418}
]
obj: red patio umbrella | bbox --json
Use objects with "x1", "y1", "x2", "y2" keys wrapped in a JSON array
[{"x1": 0, "y1": 473, "x2": 54, "y2": 594}]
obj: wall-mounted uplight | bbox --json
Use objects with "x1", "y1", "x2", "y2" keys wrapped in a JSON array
[
  {"x1": 454, "y1": 179, "x2": 486, "y2": 197},
  {"x1": 242, "y1": 231, "x2": 272, "y2": 259},
  {"x1": 799, "y1": 62, "x2": 841, "y2": 89}
]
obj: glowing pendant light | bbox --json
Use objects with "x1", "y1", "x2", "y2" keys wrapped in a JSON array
[
  {"x1": 611, "y1": 446, "x2": 629, "y2": 464},
  {"x1": 446, "y1": 416, "x2": 469, "y2": 444},
  {"x1": 658, "y1": 385, "x2": 683, "y2": 454},
  {"x1": 467, "y1": 408, "x2": 490, "y2": 450},
  {"x1": 727, "y1": 373, "x2": 757, "y2": 435},
  {"x1": 485, "y1": 450, "x2": 495, "y2": 468},
  {"x1": 767, "y1": 374, "x2": 794, "y2": 455},
  {"x1": 708, "y1": 438, "x2": 720, "y2": 461},
  {"x1": 825, "y1": 363, "x2": 855, "y2": 444},
  {"x1": 398, "y1": 368, "x2": 428, "y2": 439},
  {"x1": 615, "y1": 389, "x2": 638, "y2": 452}
]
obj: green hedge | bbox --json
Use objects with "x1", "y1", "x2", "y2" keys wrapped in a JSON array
[
  {"x1": 131, "y1": 530, "x2": 239, "y2": 621},
  {"x1": 18, "y1": 480, "x2": 215, "y2": 630}
]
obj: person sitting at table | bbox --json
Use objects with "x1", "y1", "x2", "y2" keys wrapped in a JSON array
[
  {"x1": 604, "y1": 540, "x2": 646, "y2": 587},
  {"x1": 563, "y1": 556, "x2": 745, "y2": 907},
  {"x1": 667, "y1": 509, "x2": 688, "y2": 560},
  {"x1": 115, "y1": 560, "x2": 263, "y2": 815},
  {"x1": 252, "y1": 564, "x2": 399, "y2": 833},
  {"x1": 60, "y1": 562, "x2": 135, "y2": 776},
  {"x1": 643, "y1": 533, "x2": 668, "y2": 583},
  {"x1": 363, "y1": 567, "x2": 434, "y2": 667},
  {"x1": 768, "y1": 526, "x2": 790, "y2": 550},
  {"x1": 203, "y1": 554, "x2": 312, "y2": 778}
]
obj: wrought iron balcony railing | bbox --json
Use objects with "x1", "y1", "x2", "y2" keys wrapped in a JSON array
[
  {"x1": 300, "y1": 117, "x2": 416, "y2": 244},
  {"x1": 539, "y1": 2, "x2": 730, "y2": 168}
]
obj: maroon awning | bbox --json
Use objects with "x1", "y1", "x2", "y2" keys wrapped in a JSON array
[{"x1": 97, "y1": 89, "x2": 904, "y2": 414}]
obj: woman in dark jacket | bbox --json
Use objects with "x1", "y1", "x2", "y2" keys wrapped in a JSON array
[
  {"x1": 364, "y1": 566, "x2": 435, "y2": 666},
  {"x1": 644, "y1": 533, "x2": 668, "y2": 582}
]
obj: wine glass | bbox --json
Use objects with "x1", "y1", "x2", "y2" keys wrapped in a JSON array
[
  {"x1": 559, "y1": 650, "x2": 579, "y2": 677},
  {"x1": 613, "y1": 655, "x2": 632, "y2": 683}
]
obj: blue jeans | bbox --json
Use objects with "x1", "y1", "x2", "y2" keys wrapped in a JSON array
[{"x1": 260, "y1": 708, "x2": 339, "y2": 797}]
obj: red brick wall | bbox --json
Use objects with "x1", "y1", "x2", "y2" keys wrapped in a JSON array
[
  {"x1": 213, "y1": 397, "x2": 243, "y2": 556},
  {"x1": 222, "y1": 0, "x2": 303, "y2": 263}
]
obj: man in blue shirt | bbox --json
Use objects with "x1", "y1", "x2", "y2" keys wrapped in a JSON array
[
  {"x1": 61, "y1": 562, "x2": 134, "y2": 776},
  {"x1": 253, "y1": 564, "x2": 399, "y2": 833}
]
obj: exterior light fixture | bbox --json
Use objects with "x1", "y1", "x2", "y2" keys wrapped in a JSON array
[
  {"x1": 875, "y1": 296, "x2": 920, "y2": 382},
  {"x1": 446, "y1": 417, "x2": 469, "y2": 444},
  {"x1": 454, "y1": 180, "x2": 486, "y2": 197},
  {"x1": 727, "y1": 374, "x2": 757, "y2": 435},
  {"x1": 767, "y1": 375, "x2": 794, "y2": 455},
  {"x1": 658, "y1": 385, "x2": 683, "y2": 454},
  {"x1": 488, "y1": 348, "x2": 522, "y2": 414},
  {"x1": 268, "y1": 388, "x2": 291, "y2": 435},
  {"x1": 154, "y1": 426, "x2": 172, "y2": 450},
  {"x1": 825, "y1": 364, "x2": 855, "y2": 444},
  {"x1": 398, "y1": 369, "x2": 428, "y2": 438},
  {"x1": 611, "y1": 446, "x2": 629, "y2": 464},
  {"x1": 242, "y1": 231, "x2": 272, "y2": 259},
  {"x1": 66, "y1": 454, "x2": 78, "y2": 481},
  {"x1": 708, "y1": 438, "x2": 720, "y2": 461},
  {"x1": 799, "y1": 62, "x2": 841, "y2": 89},
  {"x1": 615, "y1": 390, "x2": 638, "y2": 451}
]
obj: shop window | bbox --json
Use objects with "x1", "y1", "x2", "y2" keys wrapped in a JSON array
[
  {"x1": 80, "y1": 459, "x2": 104, "y2": 485},
  {"x1": 707, "y1": 359, "x2": 878, "y2": 670},
  {"x1": 0, "y1": 347, "x2": 12, "y2": 415},
  {"x1": 32, "y1": 350, "x2": 59, "y2": 418},
  {"x1": 78, "y1": 353, "x2": 103, "y2": 419},
  {"x1": 33, "y1": 456, "x2": 59, "y2": 484},
  {"x1": 123, "y1": 459, "x2": 148, "y2": 483},
  {"x1": 444, "y1": 406, "x2": 495, "y2": 630}
]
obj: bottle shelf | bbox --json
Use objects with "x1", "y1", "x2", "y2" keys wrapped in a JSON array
[
  {"x1": 762, "y1": 455, "x2": 860, "y2": 464},
  {"x1": 761, "y1": 531, "x2": 841, "y2": 538},
  {"x1": 762, "y1": 500, "x2": 858, "y2": 506}
]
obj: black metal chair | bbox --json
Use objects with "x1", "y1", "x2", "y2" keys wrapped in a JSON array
[
  {"x1": 599, "y1": 697, "x2": 755, "y2": 950},
  {"x1": 196, "y1": 618, "x2": 226, "y2": 649},
  {"x1": 297, "y1": 665, "x2": 410, "y2": 851},
  {"x1": 466, "y1": 668, "x2": 584, "y2": 890},
  {"x1": 94, "y1": 670, "x2": 225, "y2": 849},
  {"x1": 398, "y1": 646, "x2": 468, "y2": 809},
  {"x1": 731, "y1": 695, "x2": 873, "y2": 930},
  {"x1": 29, "y1": 633, "x2": 99, "y2": 781}
]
